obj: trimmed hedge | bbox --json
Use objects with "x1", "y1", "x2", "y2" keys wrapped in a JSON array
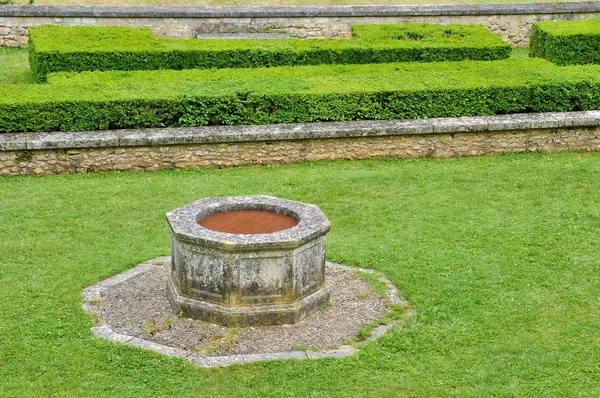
[
  {"x1": 3, "y1": 59, "x2": 600, "y2": 133},
  {"x1": 28, "y1": 24, "x2": 511, "y2": 82},
  {"x1": 530, "y1": 19, "x2": 600, "y2": 65}
]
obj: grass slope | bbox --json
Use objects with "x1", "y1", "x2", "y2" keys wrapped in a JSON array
[
  {"x1": 1, "y1": 153, "x2": 599, "y2": 396},
  {"x1": 0, "y1": 47, "x2": 32, "y2": 84},
  {"x1": 0, "y1": 46, "x2": 529, "y2": 87},
  {"x1": 4, "y1": 0, "x2": 585, "y2": 6}
]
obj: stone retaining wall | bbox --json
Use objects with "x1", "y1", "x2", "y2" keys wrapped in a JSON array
[
  {"x1": 2, "y1": 112, "x2": 600, "y2": 176},
  {"x1": 1, "y1": 3, "x2": 600, "y2": 47}
]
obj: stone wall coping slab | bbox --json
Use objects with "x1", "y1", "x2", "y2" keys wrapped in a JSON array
[
  {"x1": 2, "y1": 111, "x2": 600, "y2": 153},
  {"x1": 26, "y1": 131, "x2": 119, "y2": 150},
  {"x1": 2, "y1": 3, "x2": 600, "y2": 18},
  {"x1": 0, "y1": 133, "x2": 27, "y2": 151}
]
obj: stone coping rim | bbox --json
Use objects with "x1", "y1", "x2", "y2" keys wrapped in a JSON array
[
  {"x1": 1, "y1": 3, "x2": 600, "y2": 18},
  {"x1": 82, "y1": 257, "x2": 411, "y2": 367},
  {"x1": 2, "y1": 111, "x2": 600, "y2": 152},
  {"x1": 166, "y1": 195, "x2": 331, "y2": 250}
]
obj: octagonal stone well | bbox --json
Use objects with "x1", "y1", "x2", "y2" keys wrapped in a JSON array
[{"x1": 166, "y1": 196, "x2": 331, "y2": 326}]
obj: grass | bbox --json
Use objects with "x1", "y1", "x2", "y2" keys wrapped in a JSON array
[
  {"x1": 0, "y1": 47, "x2": 32, "y2": 84},
  {"x1": 1, "y1": 152, "x2": 599, "y2": 396}
]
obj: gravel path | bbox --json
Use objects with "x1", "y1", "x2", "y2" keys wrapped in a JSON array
[{"x1": 102, "y1": 263, "x2": 391, "y2": 356}]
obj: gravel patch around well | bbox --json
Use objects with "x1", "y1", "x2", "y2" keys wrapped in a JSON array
[{"x1": 95, "y1": 259, "x2": 392, "y2": 356}]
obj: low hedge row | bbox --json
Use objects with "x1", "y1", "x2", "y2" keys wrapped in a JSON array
[
  {"x1": 3, "y1": 59, "x2": 600, "y2": 134},
  {"x1": 28, "y1": 24, "x2": 511, "y2": 82},
  {"x1": 530, "y1": 19, "x2": 600, "y2": 65}
]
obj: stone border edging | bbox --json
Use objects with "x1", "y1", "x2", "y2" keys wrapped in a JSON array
[
  {"x1": 2, "y1": 111, "x2": 600, "y2": 152},
  {"x1": 82, "y1": 257, "x2": 410, "y2": 367},
  {"x1": 2, "y1": 3, "x2": 600, "y2": 18},
  {"x1": 167, "y1": 195, "x2": 330, "y2": 250}
]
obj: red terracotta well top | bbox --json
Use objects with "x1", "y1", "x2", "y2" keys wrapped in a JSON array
[{"x1": 198, "y1": 210, "x2": 298, "y2": 234}]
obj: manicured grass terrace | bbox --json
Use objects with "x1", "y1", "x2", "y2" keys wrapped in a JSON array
[{"x1": 1, "y1": 153, "x2": 599, "y2": 396}]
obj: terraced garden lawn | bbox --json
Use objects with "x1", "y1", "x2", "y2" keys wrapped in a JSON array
[{"x1": 1, "y1": 153, "x2": 599, "y2": 396}]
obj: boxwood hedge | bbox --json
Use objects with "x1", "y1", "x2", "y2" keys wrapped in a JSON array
[
  {"x1": 530, "y1": 19, "x2": 600, "y2": 65},
  {"x1": 28, "y1": 24, "x2": 511, "y2": 82},
  {"x1": 3, "y1": 59, "x2": 600, "y2": 134}
]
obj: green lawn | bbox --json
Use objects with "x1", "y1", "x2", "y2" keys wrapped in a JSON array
[{"x1": 1, "y1": 153, "x2": 599, "y2": 396}]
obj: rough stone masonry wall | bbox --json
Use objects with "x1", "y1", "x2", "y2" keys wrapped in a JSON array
[
  {"x1": 1, "y1": 3, "x2": 600, "y2": 48},
  {"x1": 2, "y1": 112, "x2": 600, "y2": 176}
]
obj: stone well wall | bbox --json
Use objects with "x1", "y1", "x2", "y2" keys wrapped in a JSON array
[
  {"x1": 2, "y1": 112, "x2": 600, "y2": 176},
  {"x1": 1, "y1": 2, "x2": 600, "y2": 48}
]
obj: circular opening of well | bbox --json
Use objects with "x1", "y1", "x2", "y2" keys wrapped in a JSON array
[{"x1": 198, "y1": 210, "x2": 299, "y2": 234}]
